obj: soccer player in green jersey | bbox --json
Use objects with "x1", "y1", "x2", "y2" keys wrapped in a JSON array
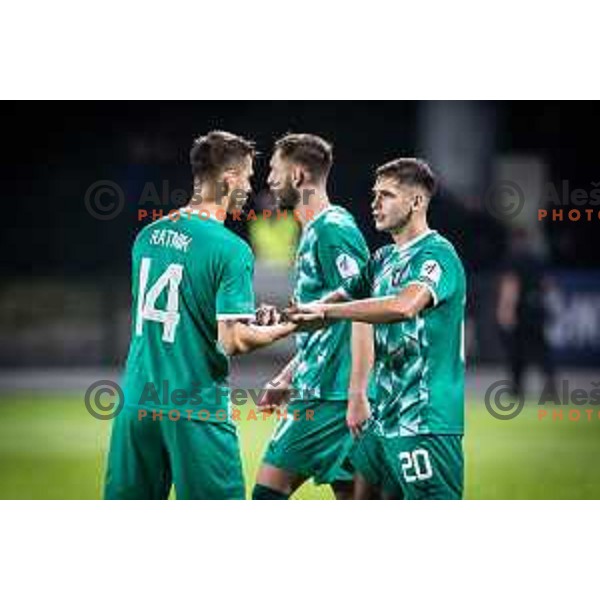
[
  {"x1": 291, "y1": 158, "x2": 466, "y2": 500},
  {"x1": 104, "y1": 131, "x2": 298, "y2": 500},
  {"x1": 252, "y1": 134, "x2": 374, "y2": 500}
]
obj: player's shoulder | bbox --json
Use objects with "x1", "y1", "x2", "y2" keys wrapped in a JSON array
[
  {"x1": 132, "y1": 216, "x2": 170, "y2": 248},
  {"x1": 420, "y1": 232, "x2": 466, "y2": 288},
  {"x1": 133, "y1": 213, "x2": 252, "y2": 258},
  {"x1": 314, "y1": 205, "x2": 365, "y2": 241},
  {"x1": 423, "y1": 231, "x2": 462, "y2": 264},
  {"x1": 205, "y1": 221, "x2": 254, "y2": 260},
  {"x1": 322, "y1": 204, "x2": 353, "y2": 223}
]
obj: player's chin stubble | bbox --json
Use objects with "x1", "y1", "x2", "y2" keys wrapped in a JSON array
[
  {"x1": 385, "y1": 207, "x2": 414, "y2": 234},
  {"x1": 275, "y1": 181, "x2": 301, "y2": 211}
]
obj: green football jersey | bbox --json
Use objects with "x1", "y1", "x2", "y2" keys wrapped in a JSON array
[
  {"x1": 292, "y1": 205, "x2": 370, "y2": 400},
  {"x1": 342, "y1": 230, "x2": 466, "y2": 436},
  {"x1": 121, "y1": 209, "x2": 255, "y2": 420}
]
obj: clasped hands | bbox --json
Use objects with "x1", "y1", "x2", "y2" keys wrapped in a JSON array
[{"x1": 254, "y1": 302, "x2": 328, "y2": 332}]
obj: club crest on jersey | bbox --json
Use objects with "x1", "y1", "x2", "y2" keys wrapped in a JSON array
[
  {"x1": 391, "y1": 263, "x2": 409, "y2": 287},
  {"x1": 420, "y1": 259, "x2": 442, "y2": 284},
  {"x1": 335, "y1": 253, "x2": 360, "y2": 279}
]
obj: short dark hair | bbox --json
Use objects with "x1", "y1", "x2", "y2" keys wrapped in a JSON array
[
  {"x1": 190, "y1": 130, "x2": 255, "y2": 182},
  {"x1": 274, "y1": 133, "x2": 333, "y2": 182},
  {"x1": 376, "y1": 158, "x2": 437, "y2": 198}
]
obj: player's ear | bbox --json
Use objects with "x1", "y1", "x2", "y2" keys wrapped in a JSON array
[
  {"x1": 291, "y1": 166, "x2": 305, "y2": 188},
  {"x1": 221, "y1": 169, "x2": 237, "y2": 196},
  {"x1": 221, "y1": 178, "x2": 230, "y2": 198}
]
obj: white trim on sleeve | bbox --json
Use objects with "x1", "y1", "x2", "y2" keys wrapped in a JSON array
[
  {"x1": 404, "y1": 280, "x2": 439, "y2": 307},
  {"x1": 216, "y1": 313, "x2": 256, "y2": 321}
]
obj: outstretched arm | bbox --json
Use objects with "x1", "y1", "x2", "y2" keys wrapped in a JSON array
[
  {"x1": 294, "y1": 284, "x2": 433, "y2": 325},
  {"x1": 317, "y1": 288, "x2": 349, "y2": 305},
  {"x1": 218, "y1": 320, "x2": 296, "y2": 356}
]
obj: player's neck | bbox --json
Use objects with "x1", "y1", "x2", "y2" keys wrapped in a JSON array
[
  {"x1": 297, "y1": 190, "x2": 330, "y2": 228},
  {"x1": 184, "y1": 193, "x2": 225, "y2": 222},
  {"x1": 391, "y1": 219, "x2": 430, "y2": 248}
]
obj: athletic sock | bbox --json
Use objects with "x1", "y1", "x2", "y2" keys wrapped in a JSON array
[{"x1": 252, "y1": 484, "x2": 290, "y2": 500}]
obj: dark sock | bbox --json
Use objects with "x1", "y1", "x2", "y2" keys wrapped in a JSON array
[{"x1": 252, "y1": 484, "x2": 290, "y2": 500}]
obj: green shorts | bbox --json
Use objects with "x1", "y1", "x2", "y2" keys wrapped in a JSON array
[
  {"x1": 352, "y1": 428, "x2": 464, "y2": 500},
  {"x1": 349, "y1": 426, "x2": 401, "y2": 497},
  {"x1": 104, "y1": 408, "x2": 245, "y2": 500},
  {"x1": 262, "y1": 399, "x2": 354, "y2": 485}
]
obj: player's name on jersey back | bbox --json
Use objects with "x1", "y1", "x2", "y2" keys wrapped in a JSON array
[{"x1": 149, "y1": 228, "x2": 192, "y2": 253}]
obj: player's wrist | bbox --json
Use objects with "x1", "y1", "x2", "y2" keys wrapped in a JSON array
[
  {"x1": 277, "y1": 321, "x2": 297, "y2": 337},
  {"x1": 320, "y1": 304, "x2": 332, "y2": 320},
  {"x1": 348, "y1": 389, "x2": 369, "y2": 403}
]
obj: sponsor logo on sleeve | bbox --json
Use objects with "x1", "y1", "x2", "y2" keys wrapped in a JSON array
[
  {"x1": 336, "y1": 253, "x2": 360, "y2": 279},
  {"x1": 420, "y1": 259, "x2": 442, "y2": 285}
]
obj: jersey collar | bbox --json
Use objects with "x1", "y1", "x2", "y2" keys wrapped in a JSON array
[
  {"x1": 304, "y1": 204, "x2": 338, "y2": 232},
  {"x1": 396, "y1": 229, "x2": 435, "y2": 252},
  {"x1": 179, "y1": 207, "x2": 226, "y2": 225}
]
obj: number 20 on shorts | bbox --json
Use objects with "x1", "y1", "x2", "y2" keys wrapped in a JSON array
[{"x1": 399, "y1": 449, "x2": 433, "y2": 483}]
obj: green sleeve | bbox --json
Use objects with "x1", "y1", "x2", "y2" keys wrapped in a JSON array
[
  {"x1": 340, "y1": 258, "x2": 373, "y2": 300},
  {"x1": 408, "y1": 246, "x2": 458, "y2": 306},
  {"x1": 216, "y1": 242, "x2": 256, "y2": 319},
  {"x1": 316, "y1": 221, "x2": 370, "y2": 292}
]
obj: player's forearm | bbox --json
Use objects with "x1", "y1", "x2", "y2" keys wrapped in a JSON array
[
  {"x1": 279, "y1": 356, "x2": 297, "y2": 384},
  {"x1": 319, "y1": 285, "x2": 432, "y2": 324},
  {"x1": 235, "y1": 322, "x2": 296, "y2": 354},
  {"x1": 348, "y1": 322, "x2": 373, "y2": 397},
  {"x1": 318, "y1": 289, "x2": 349, "y2": 304},
  {"x1": 269, "y1": 356, "x2": 297, "y2": 388},
  {"x1": 321, "y1": 296, "x2": 419, "y2": 324}
]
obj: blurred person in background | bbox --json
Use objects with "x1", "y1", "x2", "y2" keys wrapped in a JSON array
[
  {"x1": 496, "y1": 227, "x2": 557, "y2": 399},
  {"x1": 249, "y1": 190, "x2": 299, "y2": 267}
]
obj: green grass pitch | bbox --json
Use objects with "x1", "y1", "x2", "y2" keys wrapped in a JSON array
[{"x1": 1, "y1": 392, "x2": 599, "y2": 499}]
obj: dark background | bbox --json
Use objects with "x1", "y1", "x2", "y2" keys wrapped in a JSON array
[
  {"x1": 1, "y1": 101, "x2": 599, "y2": 368},
  {"x1": 2, "y1": 101, "x2": 599, "y2": 276}
]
